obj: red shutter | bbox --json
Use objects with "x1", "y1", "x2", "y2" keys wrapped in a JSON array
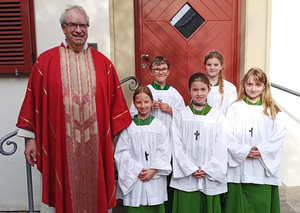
[{"x1": 0, "y1": 0, "x2": 36, "y2": 74}]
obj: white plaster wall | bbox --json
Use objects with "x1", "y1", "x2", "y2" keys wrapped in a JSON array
[
  {"x1": 270, "y1": 0, "x2": 300, "y2": 186},
  {"x1": 0, "y1": 0, "x2": 111, "y2": 210}
]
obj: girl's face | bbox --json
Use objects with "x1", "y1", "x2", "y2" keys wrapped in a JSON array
[
  {"x1": 133, "y1": 92, "x2": 153, "y2": 118},
  {"x1": 243, "y1": 77, "x2": 265, "y2": 103},
  {"x1": 205, "y1": 57, "x2": 223, "y2": 79},
  {"x1": 189, "y1": 81, "x2": 211, "y2": 106}
]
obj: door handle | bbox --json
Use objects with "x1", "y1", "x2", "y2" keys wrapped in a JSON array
[{"x1": 141, "y1": 54, "x2": 149, "y2": 60}]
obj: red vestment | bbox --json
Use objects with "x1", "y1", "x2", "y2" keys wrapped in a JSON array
[{"x1": 16, "y1": 44, "x2": 132, "y2": 213}]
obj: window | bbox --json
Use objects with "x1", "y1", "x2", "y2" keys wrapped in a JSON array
[{"x1": 0, "y1": 0, "x2": 36, "y2": 74}]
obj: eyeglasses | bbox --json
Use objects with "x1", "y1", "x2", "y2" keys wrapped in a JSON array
[
  {"x1": 151, "y1": 68, "x2": 169, "y2": 73},
  {"x1": 64, "y1": 22, "x2": 89, "y2": 30}
]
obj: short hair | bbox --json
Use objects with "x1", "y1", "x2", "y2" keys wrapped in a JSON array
[
  {"x1": 133, "y1": 86, "x2": 153, "y2": 101},
  {"x1": 59, "y1": 5, "x2": 90, "y2": 26},
  {"x1": 188, "y1": 73, "x2": 210, "y2": 90},
  {"x1": 149, "y1": 56, "x2": 170, "y2": 70}
]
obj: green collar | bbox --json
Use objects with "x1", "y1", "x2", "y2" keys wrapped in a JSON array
[
  {"x1": 189, "y1": 103, "x2": 212, "y2": 115},
  {"x1": 243, "y1": 98, "x2": 263, "y2": 105},
  {"x1": 209, "y1": 81, "x2": 219, "y2": 87},
  {"x1": 151, "y1": 82, "x2": 170, "y2": 90},
  {"x1": 133, "y1": 115, "x2": 155, "y2": 126}
]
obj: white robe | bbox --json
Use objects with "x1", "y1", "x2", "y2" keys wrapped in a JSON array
[
  {"x1": 207, "y1": 80, "x2": 237, "y2": 115},
  {"x1": 170, "y1": 106, "x2": 230, "y2": 195},
  {"x1": 129, "y1": 84, "x2": 185, "y2": 129},
  {"x1": 114, "y1": 118, "x2": 172, "y2": 207},
  {"x1": 226, "y1": 100, "x2": 287, "y2": 186}
]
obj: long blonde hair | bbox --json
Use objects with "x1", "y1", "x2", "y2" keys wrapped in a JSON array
[
  {"x1": 237, "y1": 67, "x2": 281, "y2": 118},
  {"x1": 204, "y1": 50, "x2": 225, "y2": 104}
]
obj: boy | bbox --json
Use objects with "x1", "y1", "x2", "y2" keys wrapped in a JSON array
[{"x1": 130, "y1": 56, "x2": 185, "y2": 129}]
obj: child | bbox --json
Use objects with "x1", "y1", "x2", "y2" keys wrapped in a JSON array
[
  {"x1": 130, "y1": 56, "x2": 185, "y2": 129},
  {"x1": 204, "y1": 51, "x2": 237, "y2": 115},
  {"x1": 170, "y1": 73, "x2": 232, "y2": 213},
  {"x1": 225, "y1": 67, "x2": 287, "y2": 213},
  {"x1": 130, "y1": 56, "x2": 185, "y2": 212},
  {"x1": 115, "y1": 86, "x2": 172, "y2": 213}
]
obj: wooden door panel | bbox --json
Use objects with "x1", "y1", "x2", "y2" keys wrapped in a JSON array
[{"x1": 135, "y1": 0, "x2": 241, "y2": 104}]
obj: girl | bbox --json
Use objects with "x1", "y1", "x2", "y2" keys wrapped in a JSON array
[
  {"x1": 114, "y1": 86, "x2": 172, "y2": 213},
  {"x1": 225, "y1": 68, "x2": 287, "y2": 213},
  {"x1": 170, "y1": 73, "x2": 233, "y2": 213},
  {"x1": 204, "y1": 51, "x2": 237, "y2": 115}
]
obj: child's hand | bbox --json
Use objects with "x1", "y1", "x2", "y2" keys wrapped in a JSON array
[
  {"x1": 247, "y1": 146, "x2": 260, "y2": 159},
  {"x1": 138, "y1": 168, "x2": 157, "y2": 182},
  {"x1": 159, "y1": 102, "x2": 172, "y2": 115},
  {"x1": 153, "y1": 101, "x2": 160, "y2": 109},
  {"x1": 193, "y1": 169, "x2": 206, "y2": 178}
]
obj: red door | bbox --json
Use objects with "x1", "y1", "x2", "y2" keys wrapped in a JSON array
[{"x1": 135, "y1": 0, "x2": 241, "y2": 104}]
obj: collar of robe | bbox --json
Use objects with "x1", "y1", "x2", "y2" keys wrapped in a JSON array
[
  {"x1": 151, "y1": 81, "x2": 170, "y2": 90},
  {"x1": 133, "y1": 115, "x2": 155, "y2": 126},
  {"x1": 243, "y1": 98, "x2": 262, "y2": 106},
  {"x1": 189, "y1": 102, "x2": 212, "y2": 115},
  {"x1": 209, "y1": 80, "x2": 219, "y2": 87}
]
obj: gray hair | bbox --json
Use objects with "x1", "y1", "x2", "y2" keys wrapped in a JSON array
[{"x1": 59, "y1": 4, "x2": 90, "y2": 26}]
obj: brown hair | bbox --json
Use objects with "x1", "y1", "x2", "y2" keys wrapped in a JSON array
[
  {"x1": 188, "y1": 73, "x2": 210, "y2": 90},
  {"x1": 133, "y1": 86, "x2": 153, "y2": 102},
  {"x1": 237, "y1": 67, "x2": 281, "y2": 118},
  {"x1": 204, "y1": 50, "x2": 225, "y2": 103},
  {"x1": 149, "y1": 56, "x2": 170, "y2": 70}
]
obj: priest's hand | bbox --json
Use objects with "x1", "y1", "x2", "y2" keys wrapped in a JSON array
[
  {"x1": 138, "y1": 168, "x2": 157, "y2": 182},
  {"x1": 24, "y1": 138, "x2": 37, "y2": 166},
  {"x1": 193, "y1": 169, "x2": 206, "y2": 178}
]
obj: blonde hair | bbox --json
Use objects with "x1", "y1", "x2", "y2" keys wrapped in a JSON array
[
  {"x1": 237, "y1": 67, "x2": 281, "y2": 118},
  {"x1": 204, "y1": 50, "x2": 225, "y2": 104}
]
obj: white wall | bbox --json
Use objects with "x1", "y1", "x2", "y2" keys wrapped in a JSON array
[
  {"x1": 0, "y1": 0, "x2": 111, "y2": 210},
  {"x1": 270, "y1": 0, "x2": 300, "y2": 186}
]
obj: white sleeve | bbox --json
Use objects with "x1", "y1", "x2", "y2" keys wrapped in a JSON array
[
  {"x1": 17, "y1": 128, "x2": 35, "y2": 138},
  {"x1": 201, "y1": 117, "x2": 228, "y2": 183},
  {"x1": 225, "y1": 106, "x2": 252, "y2": 167},
  {"x1": 257, "y1": 112, "x2": 287, "y2": 176},
  {"x1": 171, "y1": 92, "x2": 185, "y2": 113},
  {"x1": 171, "y1": 112, "x2": 198, "y2": 178},
  {"x1": 114, "y1": 128, "x2": 143, "y2": 195},
  {"x1": 228, "y1": 85, "x2": 237, "y2": 106},
  {"x1": 150, "y1": 123, "x2": 172, "y2": 177}
]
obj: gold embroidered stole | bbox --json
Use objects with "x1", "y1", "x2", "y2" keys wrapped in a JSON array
[{"x1": 60, "y1": 47, "x2": 99, "y2": 212}]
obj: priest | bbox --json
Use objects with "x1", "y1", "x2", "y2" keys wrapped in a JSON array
[{"x1": 16, "y1": 4, "x2": 131, "y2": 213}]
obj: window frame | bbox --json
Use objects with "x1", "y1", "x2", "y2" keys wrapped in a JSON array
[{"x1": 0, "y1": 0, "x2": 36, "y2": 74}]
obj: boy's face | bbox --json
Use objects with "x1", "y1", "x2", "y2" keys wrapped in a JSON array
[{"x1": 149, "y1": 63, "x2": 170, "y2": 86}]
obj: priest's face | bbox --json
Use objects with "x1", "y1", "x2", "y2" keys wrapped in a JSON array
[{"x1": 62, "y1": 8, "x2": 88, "y2": 51}]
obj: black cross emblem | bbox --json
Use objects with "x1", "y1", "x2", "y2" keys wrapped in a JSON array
[
  {"x1": 249, "y1": 127, "x2": 253, "y2": 137},
  {"x1": 194, "y1": 130, "x2": 200, "y2": 140},
  {"x1": 145, "y1": 151, "x2": 149, "y2": 161},
  {"x1": 158, "y1": 98, "x2": 163, "y2": 102}
]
